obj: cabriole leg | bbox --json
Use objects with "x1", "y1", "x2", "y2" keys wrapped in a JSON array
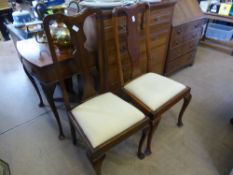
[
  {"x1": 177, "y1": 93, "x2": 192, "y2": 127},
  {"x1": 88, "y1": 153, "x2": 106, "y2": 175},
  {"x1": 145, "y1": 118, "x2": 161, "y2": 156},
  {"x1": 137, "y1": 127, "x2": 148, "y2": 159}
]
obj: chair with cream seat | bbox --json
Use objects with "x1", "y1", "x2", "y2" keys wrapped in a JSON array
[
  {"x1": 44, "y1": 8, "x2": 150, "y2": 175},
  {"x1": 112, "y1": 2, "x2": 192, "y2": 155}
]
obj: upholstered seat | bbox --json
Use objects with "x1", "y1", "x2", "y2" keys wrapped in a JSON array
[
  {"x1": 71, "y1": 92, "x2": 145, "y2": 148},
  {"x1": 124, "y1": 73, "x2": 186, "y2": 111}
]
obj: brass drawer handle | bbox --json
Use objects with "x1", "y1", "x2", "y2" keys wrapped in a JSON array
[
  {"x1": 119, "y1": 25, "x2": 126, "y2": 32},
  {"x1": 154, "y1": 16, "x2": 161, "y2": 22}
]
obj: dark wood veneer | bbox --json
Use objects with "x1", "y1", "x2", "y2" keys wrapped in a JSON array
[{"x1": 165, "y1": 0, "x2": 205, "y2": 75}]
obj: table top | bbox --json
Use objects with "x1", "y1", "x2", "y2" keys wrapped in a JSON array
[
  {"x1": 7, "y1": 24, "x2": 29, "y2": 40},
  {"x1": 16, "y1": 38, "x2": 72, "y2": 68}
]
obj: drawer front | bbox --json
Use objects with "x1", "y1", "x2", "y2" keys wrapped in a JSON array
[
  {"x1": 172, "y1": 19, "x2": 204, "y2": 40},
  {"x1": 148, "y1": 44, "x2": 167, "y2": 74},
  {"x1": 166, "y1": 51, "x2": 196, "y2": 74},
  {"x1": 140, "y1": 30, "x2": 170, "y2": 53},
  {"x1": 170, "y1": 28, "x2": 202, "y2": 48},
  {"x1": 149, "y1": 6, "x2": 173, "y2": 35},
  {"x1": 172, "y1": 25, "x2": 187, "y2": 39},
  {"x1": 187, "y1": 19, "x2": 204, "y2": 32},
  {"x1": 151, "y1": 31, "x2": 170, "y2": 48},
  {"x1": 150, "y1": 6, "x2": 173, "y2": 26},
  {"x1": 150, "y1": 12, "x2": 172, "y2": 27},
  {"x1": 168, "y1": 38, "x2": 199, "y2": 61}
]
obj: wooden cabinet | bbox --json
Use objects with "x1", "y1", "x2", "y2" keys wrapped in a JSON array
[
  {"x1": 148, "y1": 4, "x2": 174, "y2": 74},
  {"x1": 165, "y1": 0, "x2": 205, "y2": 75},
  {"x1": 102, "y1": 1, "x2": 176, "y2": 90}
]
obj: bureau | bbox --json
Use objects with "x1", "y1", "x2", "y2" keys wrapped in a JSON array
[{"x1": 165, "y1": 0, "x2": 205, "y2": 75}]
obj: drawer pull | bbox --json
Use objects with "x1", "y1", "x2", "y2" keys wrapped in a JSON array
[
  {"x1": 194, "y1": 24, "x2": 199, "y2": 28},
  {"x1": 176, "y1": 29, "x2": 182, "y2": 35},
  {"x1": 119, "y1": 25, "x2": 126, "y2": 31},
  {"x1": 154, "y1": 17, "x2": 161, "y2": 22},
  {"x1": 173, "y1": 41, "x2": 179, "y2": 46},
  {"x1": 120, "y1": 46, "x2": 127, "y2": 53}
]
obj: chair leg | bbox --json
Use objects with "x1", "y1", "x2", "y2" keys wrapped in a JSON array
[
  {"x1": 145, "y1": 118, "x2": 161, "y2": 156},
  {"x1": 137, "y1": 128, "x2": 148, "y2": 160},
  {"x1": 177, "y1": 93, "x2": 192, "y2": 127},
  {"x1": 88, "y1": 154, "x2": 106, "y2": 175},
  {"x1": 69, "y1": 119, "x2": 77, "y2": 145}
]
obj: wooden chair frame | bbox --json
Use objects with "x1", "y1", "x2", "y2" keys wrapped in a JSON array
[
  {"x1": 112, "y1": 2, "x2": 192, "y2": 155},
  {"x1": 44, "y1": 8, "x2": 150, "y2": 175}
]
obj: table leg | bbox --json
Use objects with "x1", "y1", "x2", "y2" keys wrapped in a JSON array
[
  {"x1": 22, "y1": 66, "x2": 44, "y2": 107},
  {"x1": 40, "y1": 83, "x2": 65, "y2": 140}
]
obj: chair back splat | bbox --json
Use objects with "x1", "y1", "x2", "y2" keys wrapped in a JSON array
[
  {"x1": 43, "y1": 8, "x2": 105, "y2": 109},
  {"x1": 112, "y1": 2, "x2": 151, "y2": 87}
]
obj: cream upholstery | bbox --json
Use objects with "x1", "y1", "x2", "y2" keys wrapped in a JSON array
[
  {"x1": 71, "y1": 92, "x2": 145, "y2": 148},
  {"x1": 124, "y1": 73, "x2": 186, "y2": 111}
]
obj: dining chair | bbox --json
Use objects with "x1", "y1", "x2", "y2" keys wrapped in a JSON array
[
  {"x1": 43, "y1": 8, "x2": 150, "y2": 175},
  {"x1": 112, "y1": 2, "x2": 192, "y2": 155}
]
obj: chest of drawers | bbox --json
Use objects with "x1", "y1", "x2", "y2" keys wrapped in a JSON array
[{"x1": 164, "y1": 0, "x2": 205, "y2": 75}]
